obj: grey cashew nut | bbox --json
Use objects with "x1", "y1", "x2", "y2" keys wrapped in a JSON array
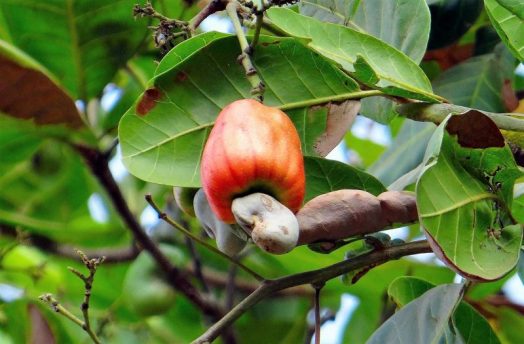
[
  {"x1": 193, "y1": 189, "x2": 247, "y2": 256},
  {"x1": 232, "y1": 193, "x2": 299, "y2": 254}
]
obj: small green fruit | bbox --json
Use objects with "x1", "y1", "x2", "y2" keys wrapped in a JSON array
[{"x1": 122, "y1": 244, "x2": 185, "y2": 317}]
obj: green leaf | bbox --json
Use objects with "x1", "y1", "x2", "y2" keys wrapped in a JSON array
[
  {"x1": 0, "y1": 115, "x2": 44, "y2": 171},
  {"x1": 388, "y1": 276, "x2": 434, "y2": 307},
  {"x1": 342, "y1": 261, "x2": 454, "y2": 344},
  {"x1": 484, "y1": 0, "x2": 524, "y2": 61},
  {"x1": 0, "y1": 40, "x2": 82, "y2": 128},
  {"x1": 300, "y1": 0, "x2": 430, "y2": 62},
  {"x1": 432, "y1": 49, "x2": 516, "y2": 112},
  {"x1": 388, "y1": 277, "x2": 501, "y2": 344},
  {"x1": 416, "y1": 114, "x2": 523, "y2": 280},
  {"x1": 368, "y1": 283, "x2": 464, "y2": 344},
  {"x1": 498, "y1": 0, "x2": 524, "y2": 19},
  {"x1": 518, "y1": 249, "x2": 524, "y2": 285},
  {"x1": 496, "y1": 306, "x2": 524, "y2": 343},
  {"x1": 146, "y1": 297, "x2": 206, "y2": 343},
  {"x1": 0, "y1": 143, "x2": 125, "y2": 245},
  {"x1": 368, "y1": 119, "x2": 435, "y2": 187},
  {"x1": 266, "y1": 7, "x2": 440, "y2": 102},
  {"x1": 1, "y1": 300, "x2": 30, "y2": 344},
  {"x1": 288, "y1": 107, "x2": 327, "y2": 156},
  {"x1": 513, "y1": 188, "x2": 524, "y2": 224},
  {"x1": 119, "y1": 33, "x2": 361, "y2": 187},
  {"x1": 236, "y1": 299, "x2": 309, "y2": 344},
  {"x1": 299, "y1": 0, "x2": 432, "y2": 123},
  {"x1": 0, "y1": 0, "x2": 149, "y2": 99},
  {"x1": 304, "y1": 156, "x2": 386, "y2": 202}
]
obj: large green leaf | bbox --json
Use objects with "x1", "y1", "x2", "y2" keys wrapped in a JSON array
[
  {"x1": 0, "y1": 0, "x2": 149, "y2": 99},
  {"x1": 299, "y1": 0, "x2": 430, "y2": 62},
  {"x1": 0, "y1": 40, "x2": 82, "y2": 128},
  {"x1": 432, "y1": 49, "x2": 516, "y2": 112},
  {"x1": 368, "y1": 283, "x2": 465, "y2": 344},
  {"x1": 304, "y1": 156, "x2": 386, "y2": 202},
  {"x1": 0, "y1": 143, "x2": 125, "y2": 245},
  {"x1": 368, "y1": 119, "x2": 435, "y2": 186},
  {"x1": 496, "y1": 307, "x2": 524, "y2": 344},
  {"x1": 416, "y1": 114, "x2": 523, "y2": 280},
  {"x1": 484, "y1": 0, "x2": 524, "y2": 61},
  {"x1": 0, "y1": 115, "x2": 45, "y2": 171},
  {"x1": 388, "y1": 277, "x2": 500, "y2": 344},
  {"x1": 266, "y1": 7, "x2": 439, "y2": 102},
  {"x1": 119, "y1": 33, "x2": 361, "y2": 187},
  {"x1": 288, "y1": 107, "x2": 328, "y2": 156},
  {"x1": 514, "y1": 184, "x2": 524, "y2": 224},
  {"x1": 299, "y1": 0, "x2": 432, "y2": 123}
]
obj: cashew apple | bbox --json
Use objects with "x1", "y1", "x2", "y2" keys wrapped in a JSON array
[{"x1": 200, "y1": 99, "x2": 305, "y2": 224}]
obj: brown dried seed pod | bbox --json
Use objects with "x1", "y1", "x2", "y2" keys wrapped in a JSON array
[
  {"x1": 377, "y1": 191, "x2": 418, "y2": 226},
  {"x1": 297, "y1": 190, "x2": 419, "y2": 245},
  {"x1": 297, "y1": 190, "x2": 387, "y2": 245}
]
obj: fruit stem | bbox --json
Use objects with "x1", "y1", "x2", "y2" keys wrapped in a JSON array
[
  {"x1": 226, "y1": 1, "x2": 265, "y2": 102},
  {"x1": 145, "y1": 194, "x2": 265, "y2": 282}
]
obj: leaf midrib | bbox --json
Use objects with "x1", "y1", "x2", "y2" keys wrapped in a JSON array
[{"x1": 123, "y1": 122, "x2": 213, "y2": 159}]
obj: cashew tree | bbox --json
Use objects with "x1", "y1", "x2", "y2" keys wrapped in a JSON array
[{"x1": 0, "y1": 0, "x2": 523, "y2": 343}]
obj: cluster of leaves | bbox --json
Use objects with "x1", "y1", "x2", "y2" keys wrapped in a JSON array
[{"x1": 0, "y1": 0, "x2": 523, "y2": 343}]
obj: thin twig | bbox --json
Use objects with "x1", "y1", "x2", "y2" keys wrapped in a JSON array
[
  {"x1": 145, "y1": 194, "x2": 264, "y2": 281},
  {"x1": 225, "y1": 264, "x2": 238, "y2": 311},
  {"x1": 0, "y1": 224, "x2": 140, "y2": 263},
  {"x1": 69, "y1": 251, "x2": 105, "y2": 344},
  {"x1": 193, "y1": 240, "x2": 432, "y2": 343},
  {"x1": 39, "y1": 294, "x2": 87, "y2": 329},
  {"x1": 39, "y1": 251, "x2": 105, "y2": 344},
  {"x1": 186, "y1": 236, "x2": 211, "y2": 293},
  {"x1": 249, "y1": 12, "x2": 264, "y2": 51},
  {"x1": 226, "y1": 1, "x2": 265, "y2": 101}
]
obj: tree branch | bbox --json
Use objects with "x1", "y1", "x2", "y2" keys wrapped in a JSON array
[
  {"x1": 193, "y1": 240, "x2": 431, "y2": 343},
  {"x1": 73, "y1": 144, "x2": 224, "y2": 319},
  {"x1": 0, "y1": 224, "x2": 139, "y2": 263},
  {"x1": 188, "y1": 0, "x2": 228, "y2": 33},
  {"x1": 1, "y1": 224, "x2": 311, "y2": 297}
]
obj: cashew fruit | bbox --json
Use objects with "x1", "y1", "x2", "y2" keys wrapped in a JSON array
[
  {"x1": 193, "y1": 189, "x2": 248, "y2": 256},
  {"x1": 232, "y1": 193, "x2": 299, "y2": 254},
  {"x1": 122, "y1": 244, "x2": 185, "y2": 316},
  {"x1": 200, "y1": 99, "x2": 305, "y2": 223}
]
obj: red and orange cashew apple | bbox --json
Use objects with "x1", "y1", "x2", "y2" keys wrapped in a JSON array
[{"x1": 200, "y1": 99, "x2": 305, "y2": 253}]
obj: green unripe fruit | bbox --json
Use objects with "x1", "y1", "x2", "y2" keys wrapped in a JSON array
[{"x1": 122, "y1": 244, "x2": 185, "y2": 317}]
